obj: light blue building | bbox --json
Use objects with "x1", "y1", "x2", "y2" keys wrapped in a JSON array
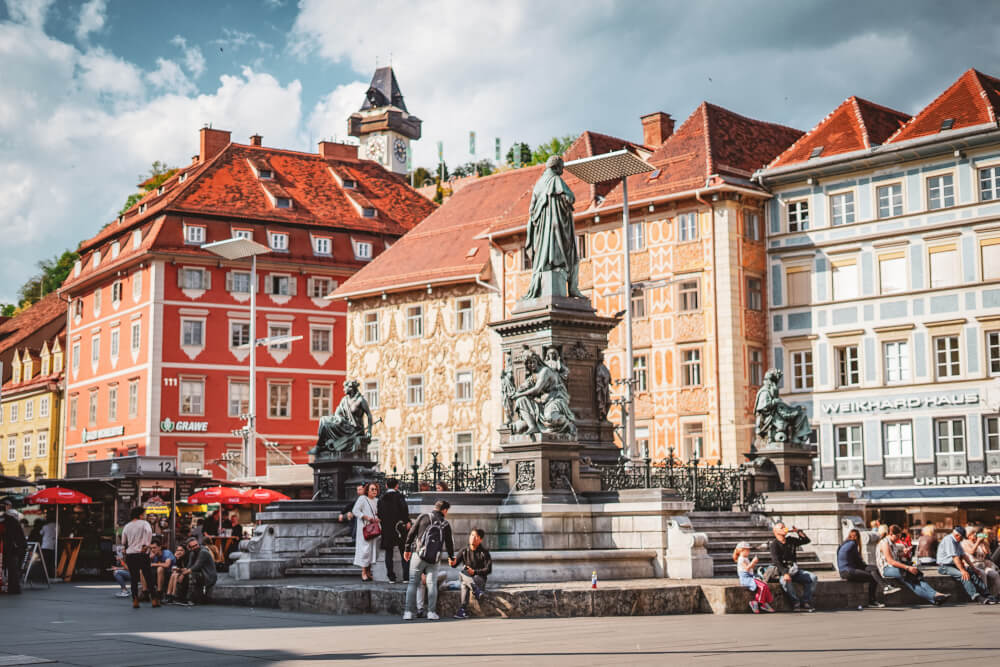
[{"x1": 756, "y1": 69, "x2": 1000, "y2": 526}]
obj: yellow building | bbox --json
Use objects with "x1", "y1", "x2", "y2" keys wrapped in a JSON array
[{"x1": 0, "y1": 337, "x2": 64, "y2": 481}]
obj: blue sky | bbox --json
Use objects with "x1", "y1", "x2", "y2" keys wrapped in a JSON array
[{"x1": 0, "y1": 0, "x2": 998, "y2": 302}]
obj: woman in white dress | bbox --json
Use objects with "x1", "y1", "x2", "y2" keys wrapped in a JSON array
[{"x1": 352, "y1": 482, "x2": 380, "y2": 581}]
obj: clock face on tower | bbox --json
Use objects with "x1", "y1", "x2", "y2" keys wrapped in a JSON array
[
  {"x1": 393, "y1": 137, "x2": 407, "y2": 164},
  {"x1": 365, "y1": 137, "x2": 386, "y2": 163}
]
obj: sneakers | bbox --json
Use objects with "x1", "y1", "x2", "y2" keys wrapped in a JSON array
[
  {"x1": 979, "y1": 596, "x2": 997, "y2": 605},
  {"x1": 933, "y1": 592, "x2": 951, "y2": 605},
  {"x1": 883, "y1": 585, "x2": 901, "y2": 595},
  {"x1": 791, "y1": 602, "x2": 802, "y2": 612},
  {"x1": 801, "y1": 602, "x2": 815, "y2": 612},
  {"x1": 426, "y1": 611, "x2": 440, "y2": 620},
  {"x1": 454, "y1": 608, "x2": 469, "y2": 619},
  {"x1": 867, "y1": 601, "x2": 886, "y2": 608},
  {"x1": 760, "y1": 603, "x2": 776, "y2": 613},
  {"x1": 749, "y1": 601, "x2": 760, "y2": 614},
  {"x1": 402, "y1": 611, "x2": 413, "y2": 620},
  {"x1": 116, "y1": 590, "x2": 130, "y2": 598}
]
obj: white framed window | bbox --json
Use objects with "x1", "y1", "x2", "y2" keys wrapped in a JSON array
[
  {"x1": 877, "y1": 183, "x2": 903, "y2": 218},
  {"x1": 935, "y1": 417, "x2": 966, "y2": 474},
  {"x1": 878, "y1": 252, "x2": 907, "y2": 294},
  {"x1": 836, "y1": 345, "x2": 860, "y2": 388},
  {"x1": 269, "y1": 232, "x2": 289, "y2": 251},
  {"x1": 110, "y1": 328, "x2": 120, "y2": 358},
  {"x1": 749, "y1": 347, "x2": 764, "y2": 386},
  {"x1": 353, "y1": 240, "x2": 373, "y2": 260},
  {"x1": 677, "y1": 212, "x2": 697, "y2": 242},
  {"x1": 406, "y1": 305, "x2": 424, "y2": 338},
  {"x1": 178, "y1": 447, "x2": 205, "y2": 475},
  {"x1": 22, "y1": 434, "x2": 32, "y2": 459},
  {"x1": 228, "y1": 380, "x2": 249, "y2": 417},
  {"x1": 132, "y1": 271, "x2": 142, "y2": 302},
  {"x1": 832, "y1": 260, "x2": 858, "y2": 300},
  {"x1": 746, "y1": 276, "x2": 762, "y2": 311},
  {"x1": 269, "y1": 275, "x2": 292, "y2": 296},
  {"x1": 829, "y1": 191, "x2": 855, "y2": 226},
  {"x1": 787, "y1": 199, "x2": 809, "y2": 232},
  {"x1": 987, "y1": 331, "x2": 1000, "y2": 375},
  {"x1": 268, "y1": 324, "x2": 291, "y2": 350},
  {"x1": 629, "y1": 221, "x2": 645, "y2": 250},
  {"x1": 364, "y1": 312, "x2": 379, "y2": 344},
  {"x1": 928, "y1": 245, "x2": 959, "y2": 288},
  {"x1": 232, "y1": 228, "x2": 253, "y2": 240},
  {"x1": 791, "y1": 350, "x2": 814, "y2": 391},
  {"x1": 184, "y1": 224, "x2": 205, "y2": 245},
  {"x1": 228, "y1": 271, "x2": 252, "y2": 294},
  {"x1": 180, "y1": 267, "x2": 207, "y2": 290},
  {"x1": 131, "y1": 228, "x2": 142, "y2": 249},
  {"x1": 313, "y1": 237, "x2": 332, "y2": 256},
  {"x1": 93, "y1": 288, "x2": 102, "y2": 316},
  {"x1": 88, "y1": 389, "x2": 98, "y2": 427},
  {"x1": 181, "y1": 319, "x2": 204, "y2": 347},
  {"x1": 310, "y1": 277, "x2": 332, "y2": 299},
  {"x1": 268, "y1": 382, "x2": 291, "y2": 418},
  {"x1": 455, "y1": 298, "x2": 474, "y2": 332},
  {"x1": 6, "y1": 437, "x2": 14, "y2": 462},
  {"x1": 230, "y1": 321, "x2": 250, "y2": 349},
  {"x1": 927, "y1": 173, "x2": 955, "y2": 210},
  {"x1": 311, "y1": 384, "x2": 332, "y2": 419},
  {"x1": 364, "y1": 380, "x2": 379, "y2": 410},
  {"x1": 744, "y1": 212, "x2": 761, "y2": 241},
  {"x1": 69, "y1": 395, "x2": 77, "y2": 429},
  {"x1": 786, "y1": 266, "x2": 811, "y2": 306},
  {"x1": 37, "y1": 432, "x2": 48, "y2": 458},
  {"x1": 128, "y1": 380, "x2": 139, "y2": 418},
  {"x1": 107, "y1": 384, "x2": 118, "y2": 420},
  {"x1": 111, "y1": 280, "x2": 123, "y2": 304},
  {"x1": 980, "y1": 166, "x2": 1000, "y2": 201},
  {"x1": 984, "y1": 416, "x2": 1000, "y2": 473},
  {"x1": 835, "y1": 424, "x2": 863, "y2": 479},
  {"x1": 981, "y1": 238, "x2": 1000, "y2": 281},
  {"x1": 91, "y1": 333, "x2": 100, "y2": 365},
  {"x1": 883, "y1": 421, "x2": 914, "y2": 476},
  {"x1": 39, "y1": 397, "x2": 49, "y2": 418},
  {"x1": 131, "y1": 321, "x2": 141, "y2": 353},
  {"x1": 681, "y1": 422, "x2": 704, "y2": 461},
  {"x1": 679, "y1": 279, "x2": 699, "y2": 311},
  {"x1": 455, "y1": 432, "x2": 474, "y2": 466},
  {"x1": 631, "y1": 290, "x2": 647, "y2": 318},
  {"x1": 406, "y1": 435, "x2": 424, "y2": 467},
  {"x1": 407, "y1": 375, "x2": 425, "y2": 405},
  {"x1": 456, "y1": 371, "x2": 473, "y2": 402},
  {"x1": 180, "y1": 378, "x2": 204, "y2": 416},
  {"x1": 681, "y1": 349, "x2": 701, "y2": 387},
  {"x1": 934, "y1": 335, "x2": 961, "y2": 379},
  {"x1": 633, "y1": 354, "x2": 649, "y2": 392},
  {"x1": 310, "y1": 326, "x2": 332, "y2": 353},
  {"x1": 24, "y1": 399, "x2": 33, "y2": 420},
  {"x1": 884, "y1": 340, "x2": 911, "y2": 383},
  {"x1": 73, "y1": 299, "x2": 83, "y2": 320}
]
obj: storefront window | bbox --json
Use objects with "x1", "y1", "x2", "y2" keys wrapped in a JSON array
[
  {"x1": 934, "y1": 418, "x2": 966, "y2": 474},
  {"x1": 883, "y1": 421, "x2": 913, "y2": 477},
  {"x1": 835, "y1": 424, "x2": 863, "y2": 479}
]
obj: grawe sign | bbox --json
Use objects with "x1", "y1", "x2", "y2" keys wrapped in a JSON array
[
  {"x1": 822, "y1": 392, "x2": 980, "y2": 415},
  {"x1": 160, "y1": 418, "x2": 208, "y2": 433}
]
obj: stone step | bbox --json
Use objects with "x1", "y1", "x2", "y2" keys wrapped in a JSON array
[
  {"x1": 687, "y1": 511, "x2": 753, "y2": 519},
  {"x1": 301, "y1": 557, "x2": 355, "y2": 567},
  {"x1": 713, "y1": 561, "x2": 836, "y2": 576},
  {"x1": 317, "y1": 547, "x2": 356, "y2": 556},
  {"x1": 286, "y1": 566, "x2": 359, "y2": 577}
]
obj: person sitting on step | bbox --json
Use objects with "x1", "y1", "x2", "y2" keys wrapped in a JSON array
[
  {"x1": 837, "y1": 528, "x2": 900, "y2": 608},
  {"x1": 734, "y1": 541, "x2": 774, "y2": 614}
]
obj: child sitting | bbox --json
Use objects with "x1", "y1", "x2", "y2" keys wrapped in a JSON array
[{"x1": 735, "y1": 541, "x2": 775, "y2": 613}]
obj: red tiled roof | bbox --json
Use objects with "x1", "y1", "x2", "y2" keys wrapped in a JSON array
[
  {"x1": 768, "y1": 97, "x2": 909, "y2": 168},
  {"x1": 1, "y1": 370, "x2": 62, "y2": 395},
  {"x1": 886, "y1": 68, "x2": 1000, "y2": 144},
  {"x1": 0, "y1": 293, "x2": 66, "y2": 357}
]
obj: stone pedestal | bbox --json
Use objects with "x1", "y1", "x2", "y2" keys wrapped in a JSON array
[
  {"x1": 310, "y1": 456, "x2": 376, "y2": 501},
  {"x1": 494, "y1": 437, "x2": 601, "y2": 503},
  {"x1": 754, "y1": 439, "x2": 816, "y2": 491}
]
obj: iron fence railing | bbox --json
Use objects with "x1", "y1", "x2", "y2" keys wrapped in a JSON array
[{"x1": 374, "y1": 452, "x2": 500, "y2": 494}]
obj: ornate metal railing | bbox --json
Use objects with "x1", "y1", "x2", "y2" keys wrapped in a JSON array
[
  {"x1": 596, "y1": 449, "x2": 765, "y2": 512},
  {"x1": 376, "y1": 452, "x2": 500, "y2": 494}
]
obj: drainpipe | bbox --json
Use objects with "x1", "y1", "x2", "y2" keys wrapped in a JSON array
[{"x1": 696, "y1": 181, "x2": 723, "y2": 464}]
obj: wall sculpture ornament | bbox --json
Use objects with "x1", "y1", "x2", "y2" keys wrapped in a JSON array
[
  {"x1": 549, "y1": 460, "x2": 572, "y2": 490},
  {"x1": 511, "y1": 348, "x2": 577, "y2": 438},
  {"x1": 515, "y1": 460, "x2": 536, "y2": 491}
]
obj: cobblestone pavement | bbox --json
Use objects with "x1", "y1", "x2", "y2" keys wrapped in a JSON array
[{"x1": 0, "y1": 583, "x2": 996, "y2": 666}]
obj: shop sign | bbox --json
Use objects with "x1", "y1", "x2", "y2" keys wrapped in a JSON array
[
  {"x1": 160, "y1": 417, "x2": 208, "y2": 433},
  {"x1": 914, "y1": 474, "x2": 1000, "y2": 486},
  {"x1": 82, "y1": 425, "x2": 125, "y2": 442},
  {"x1": 822, "y1": 392, "x2": 979, "y2": 415},
  {"x1": 813, "y1": 479, "x2": 864, "y2": 490}
]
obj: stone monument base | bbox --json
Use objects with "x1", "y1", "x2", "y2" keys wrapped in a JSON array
[{"x1": 310, "y1": 456, "x2": 376, "y2": 501}]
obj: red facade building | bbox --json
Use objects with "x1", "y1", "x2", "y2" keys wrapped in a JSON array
[{"x1": 59, "y1": 126, "x2": 434, "y2": 480}]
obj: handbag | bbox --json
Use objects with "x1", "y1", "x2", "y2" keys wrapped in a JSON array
[{"x1": 362, "y1": 498, "x2": 381, "y2": 541}]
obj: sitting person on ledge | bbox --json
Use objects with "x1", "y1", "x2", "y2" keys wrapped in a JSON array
[
  {"x1": 768, "y1": 522, "x2": 817, "y2": 612},
  {"x1": 937, "y1": 526, "x2": 997, "y2": 605},
  {"x1": 877, "y1": 524, "x2": 947, "y2": 605},
  {"x1": 838, "y1": 528, "x2": 899, "y2": 607}
]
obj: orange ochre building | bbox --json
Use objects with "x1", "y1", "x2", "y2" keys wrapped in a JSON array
[{"x1": 58, "y1": 126, "x2": 434, "y2": 480}]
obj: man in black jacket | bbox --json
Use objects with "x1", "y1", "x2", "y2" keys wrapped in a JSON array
[
  {"x1": 1, "y1": 502, "x2": 27, "y2": 594},
  {"x1": 177, "y1": 537, "x2": 217, "y2": 606},
  {"x1": 402, "y1": 500, "x2": 454, "y2": 620},
  {"x1": 377, "y1": 478, "x2": 411, "y2": 583},
  {"x1": 769, "y1": 521, "x2": 818, "y2": 611},
  {"x1": 450, "y1": 528, "x2": 492, "y2": 619}
]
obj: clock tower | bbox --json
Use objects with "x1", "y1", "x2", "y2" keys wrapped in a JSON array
[{"x1": 348, "y1": 67, "x2": 421, "y2": 175}]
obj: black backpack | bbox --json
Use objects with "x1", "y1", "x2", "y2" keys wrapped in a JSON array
[{"x1": 417, "y1": 513, "x2": 448, "y2": 563}]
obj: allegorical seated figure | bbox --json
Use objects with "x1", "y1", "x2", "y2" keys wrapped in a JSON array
[
  {"x1": 754, "y1": 368, "x2": 811, "y2": 445},
  {"x1": 511, "y1": 350, "x2": 577, "y2": 438},
  {"x1": 310, "y1": 379, "x2": 373, "y2": 458}
]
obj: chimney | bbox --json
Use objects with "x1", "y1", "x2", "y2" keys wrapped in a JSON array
[
  {"x1": 250, "y1": 133, "x2": 262, "y2": 147},
  {"x1": 640, "y1": 112, "x2": 674, "y2": 146},
  {"x1": 199, "y1": 126, "x2": 231, "y2": 163},
  {"x1": 318, "y1": 141, "x2": 359, "y2": 161}
]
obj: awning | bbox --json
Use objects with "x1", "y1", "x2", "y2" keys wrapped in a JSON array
[
  {"x1": 0, "y1": 474, "x2": 37, "y2": 489},
  {"x1": 863, "y1": 485, "x2": 1000, "y2": 505}
]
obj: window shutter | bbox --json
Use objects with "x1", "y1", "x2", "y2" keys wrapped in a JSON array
[
  {"x1": 288, "y1": 276, "x2": 297, "y2": 296},
  {"x1": 177, "y1": 268, "x2": 184, "y2": 289},
  {"x1": 204, "y1": 269, "x2": 211, "y2": 290},
  {"x1": 225, "y1": 271, "x2": 233, "y2": 292}
]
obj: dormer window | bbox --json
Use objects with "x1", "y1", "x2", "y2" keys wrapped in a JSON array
[
  {"x1": 157, "y1": 186, "x2": 165, "y2": 195},
  {"x1": 940, "y1": 118, "x2": 955, "y2": 131},
  {"x1": 353, "y1": 240, "x2": 373, "y2": 260},
  {"x1": 92, "y1": 252, "x2": 101, "y2": 268},
  {"x1": 362, "y1": 207, "x2": 377, "y2": 218},
  {"x1": 111, "y1": 241, "x2": 120, "y2": 259},
  {"x1": 138, "y1": 203, "x2": 147, "y2": 213},
  {"x1": 232, "y1": 228, "x2": 253, "y2": 240},
  {"x1": 809, "y1": 146, "x2": 824, "y2": 159},
  {"x1": 258, "y1": 169, "x2": 274, "y2": 180},
  {"x1": 132, "y1": 229, "x2": 142, "y2": 249},
  {"x1": 179, "y1": 172, "x2": 188, "y2": 183},
  {"x1": 184, "y1": 224, "x2": 206, "y2": 245},
  {"x1": 343, "y1": 178, "x2": 358, "y2": 189},
  {"x1": 74, "y1": 260, "x2": 82, "y2": 277},
  {"x1": 313, "y1": 237, "x2": 332, "y2": 256},
  {"x1": 275, "y1": 197, "x2": 292, "y2": 208},
  {"x1": 269, "y1": 232, "x2": 289, "y2": 252}
]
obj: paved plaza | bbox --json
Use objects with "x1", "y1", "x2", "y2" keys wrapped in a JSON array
[{"x1": 0, "y1": 583, "x2": 996, "y2": 666}]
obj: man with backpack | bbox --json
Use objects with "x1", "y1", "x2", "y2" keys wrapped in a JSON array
[{"x1": 402, "y1": 500, "x2": 454, "y2": 620}]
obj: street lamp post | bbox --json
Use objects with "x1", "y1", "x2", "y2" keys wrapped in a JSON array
[
  {"x1": 203, "y1": 237, "x2": 271, "y2": 479},
  {"x1": 564, "y1": 150, "x2": 654, "y2": 459}
]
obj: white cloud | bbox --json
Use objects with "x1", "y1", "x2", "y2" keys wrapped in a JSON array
[
  {"x1": 146, "y1": 58, "x2": 196, "y2": 95},
  {"x1": 171, "y1": 34, "x2": 206, "y2": 78},
  {"x1": 306, "y1": 81, "x2": 366, "y2": 144},
  {"x1": 3, "y1": 0, "x2": 54, "y2": 30},
  {"x1": 78, "y1": 47, "x2": 144, "y2": 99},
  {"x1": 75, "y1": 0, "x2": 106, "y2": 42}
]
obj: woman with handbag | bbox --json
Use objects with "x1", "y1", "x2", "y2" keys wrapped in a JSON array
[{"x1": 353, "y1": 482, "x2": 381, "y2": 581}]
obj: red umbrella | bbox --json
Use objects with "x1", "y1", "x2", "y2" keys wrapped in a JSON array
[
  {"x1": 187, "y1": 486, "x2": 248, "y2": 504},
  {"x1": 27, "y1": 487, "x2": 92, "y2": 505},
  {"x1": 244, "y1": 488, "x2": 290, "y2": 505}
]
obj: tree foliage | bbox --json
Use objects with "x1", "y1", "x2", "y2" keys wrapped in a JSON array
[
  {"x1": 0, "y1": 249, "x2": 79, "y2": 315},
  {"x1": 530, "y1": 135, "x2": 578, "y2": 165},
  {"x1": 118, "y1": 160, "x2": 179, "y2": 216},
  {"x1": 452, "y1": 159, "x2": 496, "y2": 178},
  {"x1": 506, "y1": 142, "x2": 532, "y2": 166}
]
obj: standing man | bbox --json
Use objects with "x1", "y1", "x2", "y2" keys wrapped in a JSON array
[
  {"x1": 122, "y1": 506, "x2": 158, "y2": 609},
  {"x1": 769, "y1": 521, "x2": 818, "y2": 612},
  {"x1": 450, "y1": 528, "x2": 492, "y2": 619},
  {"x1": 936, "y1": 526, "x2": 996, "y2": 604},
  {"x1": 1, "y1": 501, "x2": 27, "y2": 593},
  {"x1": 403, "y1": 500, "x2": 455, "y2": 621},
  {"x1": 377, "y1": 478, "x2": 411, "y2": 583},
  {"x1": 177, "y1": 537, "x2": 217, "y2": 606}
]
